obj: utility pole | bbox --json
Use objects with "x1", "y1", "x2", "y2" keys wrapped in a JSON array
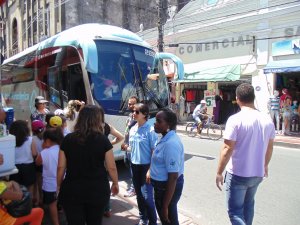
[{"x1": 157, "y1": 0, "x2": 164, "y2": 52}]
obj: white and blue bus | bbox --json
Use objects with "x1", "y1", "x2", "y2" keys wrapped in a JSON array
[{"x1": 0, "y1": 23, "x2": 183, "y2": 159}]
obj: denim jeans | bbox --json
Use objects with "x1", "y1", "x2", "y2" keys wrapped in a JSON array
[
  {"x1": 225, "y1": 172, "x2": 263, "y2": 225},
  {"x1": 124, "y1": 152, "x2": 134, "y2": 191},
  {"x1": 131, "y1": 163, "x2": 157, "y2": 225},
  {"x1": 151, "y1": 175, "x2": 184, "y2": 225}
]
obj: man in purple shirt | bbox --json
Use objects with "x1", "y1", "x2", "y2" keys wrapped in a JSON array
[{"x1": 216, "y1": 83, "x2": 275, "y2": 225}]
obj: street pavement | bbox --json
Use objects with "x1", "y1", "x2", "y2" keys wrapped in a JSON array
[
  {"x1": 175, "y1": 134, "x2": 300, "y2": 225},
  {"x1": 42, "y1": 123, "x2": 299, "y2": 225}
]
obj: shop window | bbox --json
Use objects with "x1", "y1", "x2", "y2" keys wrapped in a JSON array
[
  {"x1": 218, "y1": 85, "x2": 239, "y2": 124},
  {"x1": 276, "y1": 73, "x2": 300, "y2": 103},
  {"x1": 183, "y1": 88, "x2": 204, "y2": 103}
]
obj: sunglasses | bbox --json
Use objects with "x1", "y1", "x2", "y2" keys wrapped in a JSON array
[{"x1": 133, "y1": 110, "x2": 140, "y2": 114}]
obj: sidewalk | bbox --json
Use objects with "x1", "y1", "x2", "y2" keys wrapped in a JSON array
[
  {"x1": 102, "y1": 181, "x2": 197, "y2": 225},
  {"x1": 102, "y1": 182, "x2": 195, "y2": 225},
  {"x1": 176, "y1": 122, "x2": 300, "y2": 149},
  {"x1": 102, "y1": 193, "x2": 140, "y2": 225},
  {"x1": 43, "y1": 181, "x2": 196, "y2": 225}
]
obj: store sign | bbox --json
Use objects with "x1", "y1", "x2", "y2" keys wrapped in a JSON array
[
  {"x1": 272, "y1": 39, "x2": 300, "y2": 56},
  {"x1": 178, "y1": 35, "x2": 253, "y2": 55},
  {"x1": 284, "y1": 26, "x2": 300, "y2": 38},
  {"x1": 204, "y1": 90, "x2": 216, "y2": 107}
]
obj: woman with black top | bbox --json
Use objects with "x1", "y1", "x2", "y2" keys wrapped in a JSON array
[{"x1": 57, "y1": 105, "x2": 119, "y2": 225}]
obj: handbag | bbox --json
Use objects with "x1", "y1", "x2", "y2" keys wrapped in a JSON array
[{"x1": 3, "y1": 185, "x2": 32, "y2": 218}]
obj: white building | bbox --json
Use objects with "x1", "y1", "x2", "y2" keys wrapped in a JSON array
[{"x1": 139, "y1": 0, "x2": 300, "y2": 123}]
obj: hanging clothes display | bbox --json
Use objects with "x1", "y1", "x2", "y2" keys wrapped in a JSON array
[{"x1": 185, "y1": 90, "x2": 196, "y2": 101}]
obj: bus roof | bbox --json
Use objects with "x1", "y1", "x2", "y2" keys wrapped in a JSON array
[
  {"x1": 38, "y1": 23, "x2": 151, "y2": 49},
  {"x1": 3, "y1": 23, "x2": 152, "y2": 73}
]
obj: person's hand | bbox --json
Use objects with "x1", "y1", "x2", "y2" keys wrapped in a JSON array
[
  {"x1": 264, "y1": 165, "x2": 269, "y2": 178},
  {"x1": 56, "y1": 187, "x2": 60, "y2": 197},
  {"x1": 161, "y1": 205, "x2": 170, "y2": 223},
  {"x1": 216, "y1": 174, "x2": 224, "y2": 191},
  {"x1": 146, "y1": 170, "x2": 151, "y2": 184},
  {"x1": 111, "y1": 182, "x2": 119, "y2": 196},
  {"x1": 121, "y1": 143, "x2": 128, "y2": 151},
  {"x1": 74, "y1": 100, "x2": 81, "y2": 105},
  {"x1": 0, "y1": 154, "x2": 3, "y2": 165}
]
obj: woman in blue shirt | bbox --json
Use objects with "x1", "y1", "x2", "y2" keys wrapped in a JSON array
[
  {"x1": 123, "y1": 103, "x2": 157, "y2": 225},
  {"x1": 148, "y1": 108, "x2": 184, "y2": 225}
]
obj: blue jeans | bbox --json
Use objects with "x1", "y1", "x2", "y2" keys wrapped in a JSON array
[
  {"x1": 225, "y1": 172, "x2": 263, "y2": 225},
  {"x1": 151, "y1": 175, "x2": 184, "y2": 225},
  {"x1": 125, "y1": 152, "x2": 134, "y2": 191},
  {"x1": 131, "y1": 164, "x2": 157, "y2": 225}
]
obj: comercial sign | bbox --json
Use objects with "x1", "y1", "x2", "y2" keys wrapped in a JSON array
[
  {"x1": 284, "y1": 26, "x2": 300, "y2": 38},
  {"x1": 178, "y1": 35, "x2": 253, "y2": 55}
]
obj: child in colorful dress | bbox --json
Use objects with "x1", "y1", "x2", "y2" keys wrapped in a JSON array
[{"x1": 281, "y1": 97, "x2": 293, "y2": 135}]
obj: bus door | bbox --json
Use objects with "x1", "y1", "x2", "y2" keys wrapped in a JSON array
[
  {"x1": 47, "y1": 65, "x2": 63, "y2": 108},
  {"x1": 66, "y1": 63, "x2": 87, "y2": 103},
  {"x1": 46, "y1": 46, "x2": 87, "y2": 109},
  {"x1": 47, "y1": 63, "x2": 87, "y2": 109}
]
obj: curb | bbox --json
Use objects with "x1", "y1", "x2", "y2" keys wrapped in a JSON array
[
  {"x1": 273, "y1": 141, "x2": 300, "y2": 149},
  {"x1": 176, "y1": 124, "x2": 300, "y2": 149}
]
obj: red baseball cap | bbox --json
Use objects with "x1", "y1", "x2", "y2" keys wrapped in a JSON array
[{"x1": 31, "y1": 120, "x2": 45, "y2": 132}]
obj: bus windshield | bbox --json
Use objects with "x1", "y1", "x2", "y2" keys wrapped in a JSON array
[{"x1": 90, "y1": 40, "x2": 169, "y2": 115}]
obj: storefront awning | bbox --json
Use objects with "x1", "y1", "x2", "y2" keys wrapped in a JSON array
[
  {"x1": 179, "y1": 64, "x2": 241, "y2": 82},
  {"x1": 263, "y1": 59, "x2": 300, "y2": 74}
]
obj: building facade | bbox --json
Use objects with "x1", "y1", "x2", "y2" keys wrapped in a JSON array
[
  {"x1": 0, "y1": 0, "x2": 190, "y2": 59},
  {"x1": 140, "y1": 0, "x2": 300, "y2": 123},
  {"x1": 0, "y1": 0, "x2": 64, "y2": 57}
]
